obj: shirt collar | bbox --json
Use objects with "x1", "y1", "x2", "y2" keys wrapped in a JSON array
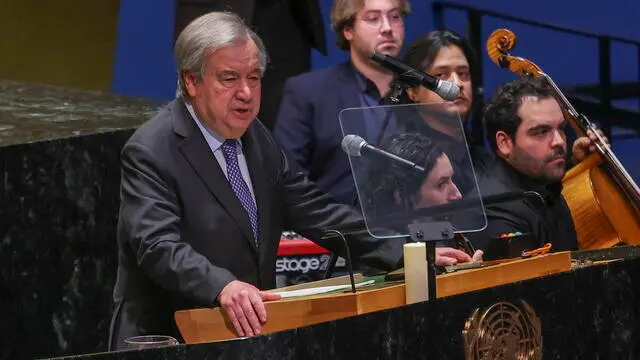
[
  {"x1": 349, "y1": 61, "x2": 382, "y2": 98},
  {"x1": 494, "y1": 156, "x2": 563, "y2": 199},
  {"x1": 184, "y1": 100, "x2": 242, "y2": 150}
]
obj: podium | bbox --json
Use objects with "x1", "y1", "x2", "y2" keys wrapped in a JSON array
[{"x1": 175, "y1": 251, "x2": 572, "y2": 344}]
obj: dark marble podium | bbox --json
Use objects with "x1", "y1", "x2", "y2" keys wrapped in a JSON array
[
  {"x1": 0, "y1": 80, "x2": 162, "y2": 360},
  {"x1": 3, "y1": 79, "x2": 640, "y2": 360},
  {"x1": 48, "y1": 256, "x2": 640, "y2": 360}
]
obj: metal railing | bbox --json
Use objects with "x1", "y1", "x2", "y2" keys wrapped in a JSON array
[{"x1": 432, "y1": 1, "x2": 640, "y2": 143}]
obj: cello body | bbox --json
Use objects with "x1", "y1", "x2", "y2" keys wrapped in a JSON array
[
  {"x1": 562, "y1": 154, "x2": 640, "y2": 249},
  {"x1": 486, "y1": 29, "x2": 640, "y2": 250}
]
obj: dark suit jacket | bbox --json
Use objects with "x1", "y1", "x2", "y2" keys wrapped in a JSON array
[
  {"x1": 466, "y1": 158, "x2": 578, "y2": 253},
  {"x1": 108, "y1": 99, "x2": 402, "y2": 350},
  {"x1": 174, "y1": 0, "x2": 326, "y2": 130},
  {"x1": 274, "y1": 62, "x2": 366, "y2": 205}
]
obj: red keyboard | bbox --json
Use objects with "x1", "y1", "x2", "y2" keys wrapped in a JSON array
[{"x1": 277, "y1": 238, "x2": 330, "y2": 256}]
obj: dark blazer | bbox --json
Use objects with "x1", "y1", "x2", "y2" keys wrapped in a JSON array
[
  {"x1": 466, "y1": 158, "x2": 578, "y2": 253},
  {"x1": 274, "y1": 62, "x2": 365, "y2": 205},
  {"x1": 108, "y1": 99, "x2": 402, "y2": 350}
]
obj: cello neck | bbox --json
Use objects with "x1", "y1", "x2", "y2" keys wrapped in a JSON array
[
  {"x1": 539, "y1": 73, "x2": 640, "y2": 207},
  {"x1": 538, "y1": 72, "x2": 589, "y2": 136}
]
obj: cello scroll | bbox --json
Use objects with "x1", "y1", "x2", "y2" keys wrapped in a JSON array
[
  {"x1": 486, "y1": 29, "x2": 543, "y2": 78},
  {"x1": 484, "y1": 28, "x2": 640, "y2": 249}
]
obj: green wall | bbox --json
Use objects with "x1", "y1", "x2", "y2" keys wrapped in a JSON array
[{"x1": 0, "y1": 0, "x2": 120, "y2": 91}]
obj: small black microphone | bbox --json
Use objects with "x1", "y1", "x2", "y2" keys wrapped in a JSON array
[
  {"x1": 341, "y1": 134, "x2": 425, "y2": 174},
  {"x1": 371, "y1": 51, "x2": 460, "y2": 101}
]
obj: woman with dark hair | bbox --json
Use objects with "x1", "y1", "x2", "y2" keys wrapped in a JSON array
[
  {"x1": 361, "y1": 132, "x2": 483, "y2": 265},
  {"x1": 388, "y1": 30, "x2": 493, "y2": 195},
  {"x1": 363, "y1": 132, "x2": 462, "y2": 218}
]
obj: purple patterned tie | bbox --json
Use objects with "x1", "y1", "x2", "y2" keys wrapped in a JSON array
[{"x1": 221, "y1": 139, "x2": 259, "y2": 247}]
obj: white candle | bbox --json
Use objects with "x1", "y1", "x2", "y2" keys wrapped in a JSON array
[{"x1": 403, "y1": 242, "x2": 428, "y2": 304}]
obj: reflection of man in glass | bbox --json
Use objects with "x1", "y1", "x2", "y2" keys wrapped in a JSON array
[{"x1": 363, "y1": 132, "x2": 461, "y2": 216}]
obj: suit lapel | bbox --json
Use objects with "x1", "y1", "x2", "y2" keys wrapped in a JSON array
[
  {"x1": 172, "y1": 100, "x2": 258, "y2": 253},
  {"x1": 337, "y1": 62, "x2": 368, "y2": 205},
  {"x1": 337, "y1": 62, "x2": 368, "y2": 141}
]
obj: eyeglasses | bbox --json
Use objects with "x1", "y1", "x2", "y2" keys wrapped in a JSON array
[{"x1": 356, "y1": 11, "x2": 405, "y2": 28}]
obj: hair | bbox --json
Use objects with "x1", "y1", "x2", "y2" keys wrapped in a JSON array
[
  {"x1": 362, "y1": 132, "x2": 444, "y2": 217},
  {"x1": 174, "y1": 12, "x2": 268, "y2": 98},
  {"x1": 330, "y1": 0, "x2": 411, "y2": 51},
  {"x1": 483, "y1": 76, "x2": 556, "y2": 151},
  {"x1": 390, "y1": 30, "x2": 479, "y2": 105}
]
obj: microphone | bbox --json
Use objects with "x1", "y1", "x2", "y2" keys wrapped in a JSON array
[
  {"x1": 341, "y1": 134, "x2": 425, "y2": 174},
  {"x1": 370, "y1": 51, "x2": 460, "y2": 101}
]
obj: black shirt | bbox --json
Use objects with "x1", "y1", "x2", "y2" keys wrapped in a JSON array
[{"x1": 466, "y1": 157, "x2": 579, "y2": 253}]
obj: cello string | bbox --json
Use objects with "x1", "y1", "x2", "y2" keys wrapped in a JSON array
[{"x1": 539, "y1": 71, "x2": 640, "y2": 199}]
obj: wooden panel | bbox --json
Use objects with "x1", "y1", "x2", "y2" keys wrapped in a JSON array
[
  {"x1": 436, "y1": 251, "x2": 572, "y2": 297},
  {"x1": 175, "y1": 252, "x2": 573, "y2": 344},
  {"x1": 175, "y1": 288, "x2": 364, "y2": 344}
]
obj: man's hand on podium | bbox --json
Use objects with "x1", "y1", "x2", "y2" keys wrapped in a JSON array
[
  {"x1": 435, "y1": 247, "x2": 483, "y2": 266},
  {"x1": 218, "y1": 280, "x2": 282, "y2": 337}
]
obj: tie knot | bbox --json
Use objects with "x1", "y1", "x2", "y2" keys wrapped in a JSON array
[{"x1": 221, "y1": 139, "x2": 239, "y2": 158}]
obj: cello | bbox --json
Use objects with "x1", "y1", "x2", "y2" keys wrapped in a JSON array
[{"x1": 485, "y1": 28, "x2": 640, "y2": 249}]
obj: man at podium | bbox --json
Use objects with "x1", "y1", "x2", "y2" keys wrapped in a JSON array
[{"x1": 109, "y1": 11, "x2": 479, "y2": 350}]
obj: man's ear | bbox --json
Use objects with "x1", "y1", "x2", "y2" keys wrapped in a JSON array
[
  {"x1": 343, "y1": 25, "x2": 354, "y2": 42},
  {"x1": 393, "y1": 188, "x2": 399, "y2": 203},
  {"x1": 406, "y1": 87, "x2": 420, "y2": 102},
  {"x1": 495, "y1": 130, "x2": 514, "y2": 158},
  {"x1": 183, "y1": 71, "x2": 199, "y2": 98}
]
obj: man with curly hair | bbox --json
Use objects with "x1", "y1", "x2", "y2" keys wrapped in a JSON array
[{"x1": 466, "y1": 76, "x2": 603, "y2": 252}]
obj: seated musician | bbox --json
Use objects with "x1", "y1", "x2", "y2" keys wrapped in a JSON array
[
  {"x1": 466, "y1": 76, "x2": 604, "y2": 252},
  {"x1": 385, "y1": 30, "x2": 494, "y2": 195},
  {"x1": 362, "y1": 132, "x2": 483, "y2": 265}
]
